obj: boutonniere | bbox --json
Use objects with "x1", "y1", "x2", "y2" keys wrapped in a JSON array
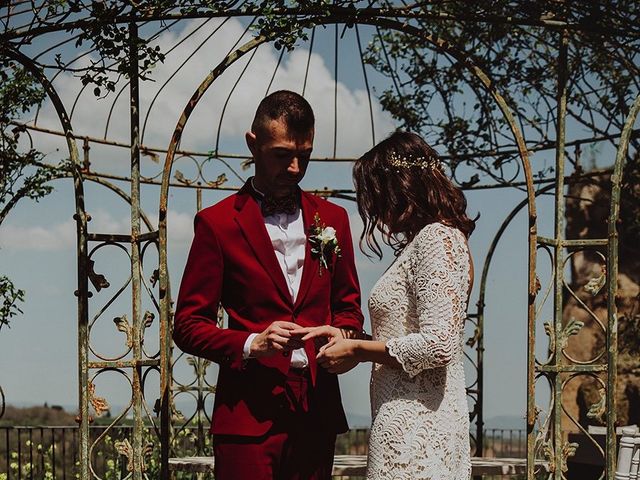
[{"x1": 308, "y1": 212, "x2": 341, "y2": 276}]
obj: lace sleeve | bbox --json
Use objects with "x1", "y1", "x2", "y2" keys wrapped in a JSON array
[{"x1": 386, "y1": 224, "x2": 469, "y2": 378}]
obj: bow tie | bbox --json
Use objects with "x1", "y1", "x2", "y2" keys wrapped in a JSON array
[{"x1": 260, "y1": 192, "x2": 300, "y2": 217}]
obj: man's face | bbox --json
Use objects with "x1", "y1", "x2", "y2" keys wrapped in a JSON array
[{"x1": 246, "y1": 117, "x2": 313, "y2": 198}]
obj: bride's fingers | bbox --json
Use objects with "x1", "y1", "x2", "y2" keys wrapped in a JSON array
[
  {"x1": 290, "y1": 326, "x2": 314, "y2": 337},
  {"x1": 301, "y1": 326, "x2": 333, "y2": 341},
  {"x1": 317, "y1": 339, "x2": 337, "y2": 357},
  {"x1": 301, "y1": 330, "x2": 323, "y2": 341}
]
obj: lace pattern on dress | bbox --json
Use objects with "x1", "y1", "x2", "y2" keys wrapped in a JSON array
[
  {"x1": 367, "y1": 223, "x2": 472, "y2": 480},
  {"x1": 386, "y1": 223, "x2": 469, "y2": 377}
]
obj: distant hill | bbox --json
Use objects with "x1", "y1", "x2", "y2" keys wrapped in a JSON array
[
  {"x1": 483, "y1": 415, "x2": 526, "y2": 430},
  {"x1": 347, "y1": 412, "x2": 371, "y2": 428},
  {"x1": 0, "y1": 404, "x2": 77, "y2": 426}
]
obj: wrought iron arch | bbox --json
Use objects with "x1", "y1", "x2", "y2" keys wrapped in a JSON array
[
  {"x1": 159, "y1": 15, "x2": 538, "y2": 474},
  {"x1": 1, "y1": 5, "x2": 635, "y2": 480}
]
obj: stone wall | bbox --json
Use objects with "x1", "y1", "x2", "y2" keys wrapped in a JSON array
[{"x1": 561, "y1": 160, "x2": 640, "y2": 431}]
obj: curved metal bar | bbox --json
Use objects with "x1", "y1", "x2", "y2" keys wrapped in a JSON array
[
  {"x1": 2, "y1": 44, "x2": 90, "y2": 478},
  {"x1": 560, "y1": 373, "x2": 607, "y2": 462},
  {"x1": 606, "y1": 92, "x2": 640, "y2": 477},
  {"x1": 213, "y1": 17, "x2": 258, "y2": 155},
  {"x1": 214, "y1": 44, "x2": 260, "y2": 154},
  {"x1": 63, "y1": 17, "x2": 168, "y2": 126},
  {"x1": 301, "y1": 26, "x2": 315, "y2": 96},
  {"x1": 265, "y1": 43, "x2": 285, "y2": 96},
  {"x1": 139, "y1": 16, "x2": 226, "y2": 144},
  {"x1": 475, "y1": 182, "x2": 553, "y2": 456},
  {"x1": 355, "y1": 23, "x2": 376, "y2": 147},
  {"x1": 87, "y1": 368, "x2": 134, "y2": 480},
  {"x1": 103, "y1": 18, "x2": 182, "y2": 139},
  {"x1": 84, "y1": 175, "x2": 155, "y2": 232}
]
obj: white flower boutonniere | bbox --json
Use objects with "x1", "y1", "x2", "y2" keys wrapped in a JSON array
[{"x1": 308, "y1": 213, "x2": 341, "y2": 276}]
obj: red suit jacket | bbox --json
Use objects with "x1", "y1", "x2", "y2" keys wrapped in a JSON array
[{"x1": 173, "y1": 181, "x2": 364, "y2": 437}]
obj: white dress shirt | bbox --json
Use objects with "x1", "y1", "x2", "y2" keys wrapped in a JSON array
[{"x1": 242, "y1": 188, "x2": 309, "y2": 368}]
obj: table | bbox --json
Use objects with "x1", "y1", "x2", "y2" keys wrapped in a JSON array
[{"x1": 169, "y1": 455, "x2": 549, "y2": 477}]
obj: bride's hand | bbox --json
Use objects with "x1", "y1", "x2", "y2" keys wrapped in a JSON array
[
  {"x1": 290, "y1": 325, "x2": 343, "y2": 351},
  {"x1": 317, "y1": 338, "x2": 359, "y2": 374},
  {"x1": 294, "y1": 325, "x2": 343, "y2": 342}
]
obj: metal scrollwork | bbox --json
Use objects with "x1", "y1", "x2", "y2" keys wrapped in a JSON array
[
  {"x1": 113, "y1": 314, "x2": 134, "y2": 349},
  {"x1": 115, "y1": 438, "x2": 135, "y2": 472},
  {"x1": 584, "y1": 268, "x2": 606, "y2": 296},
  {"x1": 561, "y1": 441, "x2": 579, "y2": 473},
  {"x1": 88, "y1": 381, "x2": 110, "y2": 417},
  {"x1": 0, "y1": 385, "x2": 5, "y2": 419},
  {"x1": 558, "y1": 317, "x2": 585, "y2": 351},
  {"x1": 88, "y1": 259, "x2": 111, "y2": 292},
  {"x1": 586, "y1": 387, "x2": 606, "y2": 423}
]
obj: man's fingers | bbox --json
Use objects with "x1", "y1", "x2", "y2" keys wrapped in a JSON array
[
  {"x1": 273, "y1": 321, "x2": 299, "y2": 330},
  {"x1": 291, "y1": 326, "x2": 314, "y2": 336},
  {"x1": 268, "y1": 332, "x2": 306, "y2": 350},
  {"x1": 267, "y1": 333, "x2": 292, "y2": 348}
]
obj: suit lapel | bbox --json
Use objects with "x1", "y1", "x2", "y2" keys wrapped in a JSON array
[
  {"x1": 294, "y1": 192, "x2": 318, "y2": 311},
  {"x1": 234, "y1": 190, "x2": 292, "y2": 304}
]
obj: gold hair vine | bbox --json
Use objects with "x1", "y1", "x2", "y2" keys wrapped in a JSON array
[{"x1": 389, "y1": 151, "x2": 442, "y2": 170}]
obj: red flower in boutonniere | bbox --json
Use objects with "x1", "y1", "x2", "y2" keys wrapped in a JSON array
[{"x1": 308, "y1": 213, "x2": 341, "y2": 276}]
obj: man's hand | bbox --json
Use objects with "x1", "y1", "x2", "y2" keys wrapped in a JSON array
[{"x1": 249, "y1": 321, "x2": 305, "y2": 358}]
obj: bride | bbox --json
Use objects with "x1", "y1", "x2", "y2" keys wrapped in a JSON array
[{"x1": 300, "y1": 131, "x2": 475, "y2": 479}]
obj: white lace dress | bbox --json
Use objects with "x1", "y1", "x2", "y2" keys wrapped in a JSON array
[{"x1": 367, "y1": 223, "x2": 471, "y2": 480}]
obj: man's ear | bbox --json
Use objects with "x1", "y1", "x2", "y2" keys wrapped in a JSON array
[{"x1": 245, "y1": 131, "x2": 257, "y2": 157}]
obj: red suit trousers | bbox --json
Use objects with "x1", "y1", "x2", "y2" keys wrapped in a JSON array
[{"x1": 213, "y1": 368, "x2": 337, "y2": 480}]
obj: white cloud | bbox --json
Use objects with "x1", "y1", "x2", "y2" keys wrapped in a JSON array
[
  {"x1": 166, "y1": 209, "x2": 195, "y2": 247},
  {"x1": 0, "y1": 209, "x2": 193, "y2": 251},
  {"x1": 28, "y1": 18, "x2": 396, "y2": 173},
  {"x1": 0, "y1": 219, "x2": 76, "y2": 251}
]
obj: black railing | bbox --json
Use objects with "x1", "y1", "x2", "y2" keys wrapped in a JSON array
[
  {"x1": 0, "y1": 426, "x2": 527, "y2": 478},
  {"x1": 482, "y1": 428, "x2": 527, "y2": 458}
]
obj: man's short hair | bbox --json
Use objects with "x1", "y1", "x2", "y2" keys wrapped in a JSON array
[{"x1": 251, "y1": 90, "x2": 315, "y2": 137}]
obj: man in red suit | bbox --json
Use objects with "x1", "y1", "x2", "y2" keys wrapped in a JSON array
[{"x1": 173, "y1": 90, "x2": 364, "y2": 479}]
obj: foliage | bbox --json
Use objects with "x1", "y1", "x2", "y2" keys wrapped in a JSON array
[
  {"x1": 0, "y1": 61, "x2": 68, "y2": 328},
  {"x1": 3, "y1": 440, "x2": 55, "y2": 479},
  {"x1": 0, "y1": 275, "x2": 24, "y2": 329},
  {"x1": 362, "y1": 1, "x2": 640, "y2": 184},
  {"x1": 0, "y1": 62, "x2": 55, "y2": 224},
  {"x1": 3, "y1": 1, "x2": 356, "y2": 96}
]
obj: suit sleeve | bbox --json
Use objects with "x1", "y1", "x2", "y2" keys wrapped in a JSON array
[
  {"x1": 330, "y1": 208, "x2": 364, "y2": 331},
  {"x1": 173, "y1": 212, "x2": 250, "y2": 370}
]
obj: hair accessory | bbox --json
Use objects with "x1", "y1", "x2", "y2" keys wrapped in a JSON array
[{"x1": 388, "y1": 151, "x2": 442, "y2": 171}]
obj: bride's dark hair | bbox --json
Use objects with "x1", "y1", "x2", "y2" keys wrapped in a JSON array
[{"x1": 353, "y1": 131, "x2": 476, "y2": 259}]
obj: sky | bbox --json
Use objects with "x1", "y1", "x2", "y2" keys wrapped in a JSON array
[{"x1": 0, "y1": 16, "x2": 617, "y2": 430}]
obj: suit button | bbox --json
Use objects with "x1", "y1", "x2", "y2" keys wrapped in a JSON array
[{"x1": 283, "y1": 351, "x2": 290, "y2": 357}]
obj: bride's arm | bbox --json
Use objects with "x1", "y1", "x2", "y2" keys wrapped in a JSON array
[
  {"x1": 316, "y1": 338, "x2": 401, "y2": 372},
  {"x1": 317, "y1": 225, "x2": 470, "y2": 375},
  {"x1": 384, "y1": 225, "x2": 470, "y2": 378}
]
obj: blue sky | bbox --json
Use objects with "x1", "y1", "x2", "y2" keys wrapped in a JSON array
[{"x1": 0, "y1": 16, "x2": 618, "y2": 429}]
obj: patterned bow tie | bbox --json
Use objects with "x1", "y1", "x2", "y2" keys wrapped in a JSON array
[{"x1": 260, "y1": 192, "x2": 300, "y2": 217}]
